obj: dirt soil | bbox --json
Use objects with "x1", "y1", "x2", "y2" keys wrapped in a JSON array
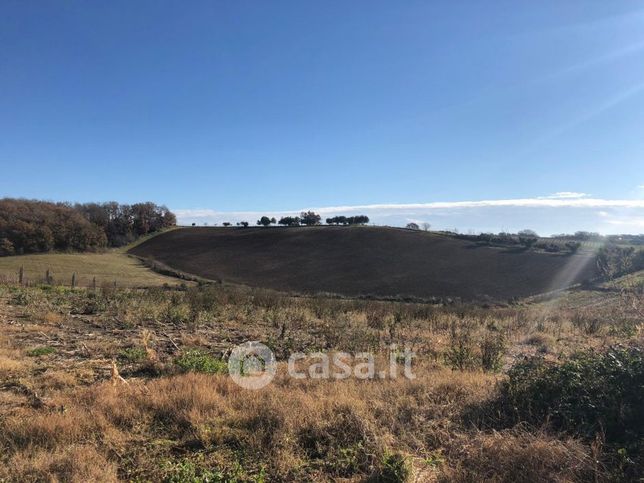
[{"x1": 130, "y1": 226, "x2": 599, "y2": 301}]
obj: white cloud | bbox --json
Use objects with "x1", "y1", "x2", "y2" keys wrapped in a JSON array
[
  {"x1": 604, "y1": 217, "x2": 644, "y2": 228},
  {"x1": 302, "y1": 197, "x2": 644, "y2": 213},
  {"x1": 174, "y1": 195, "x2": 644, "y2": 234},
  {"x1": 539, "y1": 191, "x2": 589, "y2": 199}
]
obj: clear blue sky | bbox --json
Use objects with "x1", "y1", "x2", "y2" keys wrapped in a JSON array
[{"x1": 1, "y1": 1, "x2": 643, "y2": 233}]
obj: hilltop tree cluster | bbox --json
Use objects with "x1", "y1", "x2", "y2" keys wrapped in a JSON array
[
  {"x1": 0, "y1": 198, "x2": 176, "y2": 256},
  {"x1": 256, "y1": 216, "x2": 277, "y2": 227},
  {"x1": 75, "y1": 201, "x2": 176, "y2": 246},
  {"x1": 325, "y1": 215, "x2": 369, "y2": 225}
]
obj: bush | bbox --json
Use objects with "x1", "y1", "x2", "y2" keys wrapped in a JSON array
[
  {"x1": 118, "y1": 347, "x2": 148, "y2": 363},
  {"x1": 480, "y1": 331, "x2": 506, "y2": 372},
  {"x1": 163, "y1": 303, "x2": 192, "y2": 325},
  {"x1": 371, "y1": 452, "x2": 410, "y2": 482},
  {"x1": 175, "y1": 349, "x2": 227, "y2": 374},
  {"x1": 11, "y1": 291, "x2": 32, "y2": 306},
  {"x1": 522, "y1": 333, "x2": 554, "y2": 354},
  {"x1": 162, "y1": 458, "x2": 227, "y2": 483},
  {"x1": 444, "y1": 323, "x2": 476, "y2": 371},
  {"x1": 27, "y1": 346, "x2": 56, "y2": 357},
  {"x1": 497, "y1": 346, "x2": 644, "y2": 452}
]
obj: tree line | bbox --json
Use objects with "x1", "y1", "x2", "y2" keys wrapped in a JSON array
[
  {"x1": 245, "y1": 212, "x2": 369, "y2": 227},
  {"x1": 0, "y1": 198, "x2": 176, "y2": 256}
]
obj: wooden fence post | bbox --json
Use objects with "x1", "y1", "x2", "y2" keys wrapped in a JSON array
[{"x1": 18, "y1": 265, "x2": 24, "y2": 286}]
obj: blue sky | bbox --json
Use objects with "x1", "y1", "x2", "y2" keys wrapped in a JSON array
[{"x1": 1, "y1": 1, "x2": 643, "y2": 234}]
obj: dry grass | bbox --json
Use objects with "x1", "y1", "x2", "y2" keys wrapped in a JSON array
[
  {"x1": 0, "y1": 278, "x2": 640, "y2": 481},
  {"x1": 0, "y1": 252, "x2": 187, "y2": 287},
  {"x1": 0, "y1": 354, "x2": 29, "y2": 378},
  {"x1": 0, "y1": 369, "x2": 603, "y2": 482}
]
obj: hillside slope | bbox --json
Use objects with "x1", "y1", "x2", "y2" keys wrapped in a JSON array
[{"x1": 129, "y1": 226, "x2": 600, "y2": 301}]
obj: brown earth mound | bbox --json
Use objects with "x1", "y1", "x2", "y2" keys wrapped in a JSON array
[{"x1": 129, "y1": 226, "x2": 599, "y2": 301}]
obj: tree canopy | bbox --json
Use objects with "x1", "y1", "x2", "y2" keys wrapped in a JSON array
[{"x1": 0, "y1": 198, "x2": 176, "y2": 256}]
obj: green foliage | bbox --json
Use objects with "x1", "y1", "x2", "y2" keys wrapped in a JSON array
[
  {"x1": 11, "y1": 290, "x2": 32, "y2": 306},
  {"x1": 372, "y1": 452, "x2": 411, "y2": 482},
  {"x1": 119, "y1": 347, "x2": 148, "y2": 362},
  {"x1": 300, "y1": 211, "x2": 321, "y2": 226},
  {"x1": 277, "y1": 216, "x2": 300, "y2": 226},
  {"x1": 596, "y1": 245, "x2": 637, "y2": 280},
  {"x1": 480, "y1": 331, "x2": 506, "y2": 372},
  {"x1": 162, "y1": 459, "x2": 227, "y2": 483},
  {"x1": 256, "y1": 216, "x2": 273, "y2": 227},
  {"x1": 326, "y1": 215, "x2": 369, "y2": 225},
  {"x1": 27, "y1": 346, "x2": 56, "y2": 357},
  {"x1": 175, "y1": 349, "x2": 227, "y2": 374},
  {"x1": 444, "y1": 323, "x2": 476, "y2": 371},
  {"x1": 498, "y1": 346, "x2": 644, "y2": 452},
  {"x1": 163, "y1": 303, "x2": 192, "y2": 325}
]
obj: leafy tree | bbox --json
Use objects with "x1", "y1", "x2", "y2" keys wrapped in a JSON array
[
  {"x1": 0, "y1": 199, "x2": 108, "y2": 255},
  {"x1": 300, "y1": 211, "x2": 321, "y2": 226},
  {"x1": 406, "y1": 222, "x2": 419, "y2": 230},
  {"x1": 222, "y1": 222, "x2": 231, "y2": 227},
  {"x1": 518, "y1": 229, "x2": 539, "y2": 249},
  {"x1": 326, "y1": 215, "x2": 369, "y2": 225},
  {"x1": 596, "y1": 245, "x2": 636, "y2": 280},
  {"x1": 75, "y1": 200, "x2": 175, "y2": 246},
  {"x1": 326, "y1": 216, "x2": 348, "y2": 225},
  {"x1": 278, "y1": 216, "x2": 300, "y2": 226},
  {"x1": 237, "y1": 221, "x2": 250, "y2": 228},
  {"x1": 347, "y1": 215, "x2": 369, "y2": 225},
  {"x1": 257, "y1": 216, "x2": 273, "y2": 227},
  {"x1": 519, "y1": 236, "x2": 537, "y2": 248},
  {"x1": 0, "y1": 238, "x2": 15, "y2": 256}
]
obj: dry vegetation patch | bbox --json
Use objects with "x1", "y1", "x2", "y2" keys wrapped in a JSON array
[{"x1": 0, "y1": 277, "x2": 641, "y2": 481}]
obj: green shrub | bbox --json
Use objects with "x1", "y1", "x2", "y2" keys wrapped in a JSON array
[
  {"x1": 71, "y1": 292, "x2": 108, "y2": 315},
  {"x1": 371, "y1": 452, "x2": 411, "y2": 482},
  {"x1": 164, "y1": 303, "x2": 192, "y2": 325},
  {"x1": 480, "y1": 331, "x2": 506, "y2": 372},
  {"x1": 118, "y1": 347, "x2": 148, "y2": 362},
  {"x1": 175, "y1": 349, "x2": 227, "y2": 374},
  {"x1": 27, "y1": 346, "x2": 56, "y2": 357},
  {"x1": 497, "y1": 346, "x2": 644, "y2": 451},
  {"x1": 162, "y1": 458, "x2": 226, "y2": 483},
  {"x1": 444, "y1": 323, "x2": 476, "y2": 371},
  {"x1": 11, "y1": 291, "x2": 32, "y2": 306}
]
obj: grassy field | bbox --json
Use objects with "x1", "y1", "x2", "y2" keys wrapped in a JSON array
[
  {"x1": 130, "y1": 226, "x2": 600, "y2": 301},
  {"x1": 0, "y1": 273, "x2": 641, "y2": 481},
  {"x1": 0, "y1": 252, "x2": 186, "y2": 287}
]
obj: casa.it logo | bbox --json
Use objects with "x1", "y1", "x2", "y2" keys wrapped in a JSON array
[{"x1": 227, "y1": 341, "x2": 276, "y2": 390}]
